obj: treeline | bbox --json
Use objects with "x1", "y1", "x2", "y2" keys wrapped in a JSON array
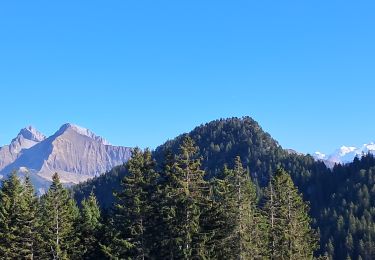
[
  {"x1": 0, "y1": 172, "x2": 102, "y2": 259},
  {"x1": 317, "y1": 154, "x2": 375, "y2": 260},
  {"x1": 70, "y1": 117, "x2": 375, "y2": 259},
  {"x1": 74, "y1": 117, "x2": 329, "y2": 212},
  {"x1": 0, "y1": 137, "x2": 317, "y2": 259}
]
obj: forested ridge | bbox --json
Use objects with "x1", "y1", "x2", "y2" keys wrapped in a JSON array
[
  {"x1": 0, "y1": 136, "x2": 317, "y2": 259},
  {"x1": 1, "y1": 117, "x2": 374, "y2": 259},
  {"x1": 75, "y1": 117, "x2": 329, "y2": 210}
]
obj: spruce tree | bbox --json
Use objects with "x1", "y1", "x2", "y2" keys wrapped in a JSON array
[
  {"x1": 19, "y1": 175, "x2": 40, "y2": 259},
  {"x1": 0, "y1": 172, "x2": 40, "y2": 259},
  {"x1": 79, "y1": 192, "x2": 103, "y2": 259},
  {"x1": 209, "y1": 157, "x2": 267, "y2": 259},
  {"x1": 0, "y1": 172, "x2": 26, "y2": 258},
  {"x1": 38, "y1": 173, "x2": 80, "y2": 259},
  {"x1": 264, "y1": 168, "x2": 318, "y2": 259},
  {"x1": 158, "y1": 136, "x2": 209, "y2": 259},
  {"x1": 103, "y1": 147, "x2": 158, "y2": 259}
]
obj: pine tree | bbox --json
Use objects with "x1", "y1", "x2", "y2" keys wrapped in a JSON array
[
  {"x1": 103, "y1": 147, "x2": 158, "y2": 259},
  {"x1": 264, "y1": 168, "x2": 318, "y2": 259},
  {"x1": 79, "y1": 192, "x2": 103, "y2": 259},
  {"x1": 38, "y1": 173, "x2": 80, "y2": 259},
  {"x1": 158, "y1": 136, "x2": 209, "y2": 259}
]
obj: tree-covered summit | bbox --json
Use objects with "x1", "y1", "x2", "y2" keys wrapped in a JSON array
[{"x1": 74, "y1": 117, "x2": 329, "y2": 209}]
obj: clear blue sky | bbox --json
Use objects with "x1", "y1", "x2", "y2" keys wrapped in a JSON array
[{"x1": 0, "y1": 1, "x2": 374, "y2": 154}]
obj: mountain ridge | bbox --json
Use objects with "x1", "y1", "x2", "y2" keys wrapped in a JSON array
[
  {"x1": 74, "y1": 117, "x2": 329, "y2": 209},
  {"x1": 314, "y1": 142, "x2": 375, "y2": 166},
  {"x1": 0, "y1": 124, "x2": 132, "y2": 191}
]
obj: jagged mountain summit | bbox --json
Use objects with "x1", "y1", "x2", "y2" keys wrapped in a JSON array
[
  {"x1": 314, "y1": 143, "x2": 375, "y2": 166},
  {"x1": 0, "y1": 126, "x2": 46, "y2": 172},
  {"x1": 0, "y1": 124, "x2": 132, "y2": 190}
]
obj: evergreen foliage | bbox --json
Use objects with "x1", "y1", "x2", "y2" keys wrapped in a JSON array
[
  {"x1": 78, "y1": 192, "x2": 103, "y2": 259},
  {"x1": 264, "y1": 168, "x2": 318, "y2": 259},
  {"x1": 0, "y1": 172, "x2": 39, "y2": 259},
  {"x1": 74, "y1": 117, "x2": 329, "y2": 211},
  {"x1": 318, "y1": 154, "x2": 375, "y2": 259},
  {"x1": 209, "y1": 156, "x2": 267, "y2": 259},
  {"x1": 38, "y1": 173, "x2": 81, "y2": 259},
  {"x1": 2, "y1": 117, "x2": 374, "y2": 259},
  {"x1": 156, "y1": 137, "x2": 209, "y2": 259},
  {"x1": 102, "y1": 147, "x2": 158, "y2": 259}
]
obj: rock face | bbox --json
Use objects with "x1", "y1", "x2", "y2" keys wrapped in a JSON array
[
  {"x1": 0, "y1": 124, "x2": 132, "y2": 187},
  {"x1": 0, "y1": 126, "x2": 46, "y2": 173}
]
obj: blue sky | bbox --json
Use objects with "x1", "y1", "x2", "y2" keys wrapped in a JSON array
[{"x1": 0, "y1": 1, "x2": 374, "y2": 154}]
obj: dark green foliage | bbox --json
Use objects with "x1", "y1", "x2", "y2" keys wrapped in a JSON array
[
  {"x1": 264, "y1": 168, "x2": 318, "y2": 259},
  {"x1": 74, "y1": 117, "x2": 329, "y2": 210},
  {"x1": 318, "y1": 154, "x2": 375, "y2": 260},
  {"x1": 73, "y1": 164, "x2": 128, "y2": 209},
  {"x1": 99, "y1": 138, "x2": 316, "y2": 259},
  {"x1": 102, "y1": 147, "x2": 158, "y2": 259},
  {"x1": 156, "y1": 137, "x2": 209, "y2": 259},
  {"x1": 78, "y1": 192, "x2": 103, "y2": 259},
  {"x1": 20, "y1": 175, "x2": 40, "y2": 259},
  {"x1": 0, "y1": 172, "x2": 106, "y2": 260},
  {"x1": 0, "y1": 172, "x2": 39, "y2": 259},
  {"x1": 3, "y1": 117, "x2": 375, "y2": 259},
  {"x1": 38, "y1": 173, "x2": 81, "y2": 259},
  {"x1": 71, "y1": 117, "x2": 329, "y2": 257},
  {"x1": 209, "y1": 156, "x2": 267, "y2": 259}
]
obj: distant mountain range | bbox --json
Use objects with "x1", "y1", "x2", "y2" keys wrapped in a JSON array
[
  {"x1": 1, "y1": 121, "x2": 373, "y2": 193},
  {"x1": 0, "y1": 124, "x2": 131, "y2": 193},
  {"x1": 313, "y1": 143, "x2": 375, "y2": 167}
]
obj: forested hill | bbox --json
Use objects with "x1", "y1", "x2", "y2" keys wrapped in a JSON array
[
  {"x1": 20, "y1": 116, "x2": 375, "y2": 259},
  {"x1": 154, "y1": 117, "x2": 329, "y2": 202},
  {"x1": 74, "y1": 117, "x2": 329, "y2": 211},
  {"x1": 318, "y1": 154, "x2": 375, "y2": 259}
]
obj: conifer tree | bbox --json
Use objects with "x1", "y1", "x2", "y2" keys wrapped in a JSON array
[
  {"x1": 79, "y1": 192, "x2": 103, "y2": 259},
  {"x1": 0, "y1": 172, "x2": 26, "y2": 258},
  {"x1": 158, "y1": 136, "x2": 209, "y2": 259},
  {"x1": 19, "y1": 175, "x2": 40, "y2": 259},
  {"x1": 209, "y1": 157, "x2": 267, "y2": 259},
  {"x1": 264, "y1": 168, "x2": 318, "y2": 259},
  {"x1": 38, "y1": 173, "x2": 80, "y2": 259},
  {"x1": 0, "y1": 172, "x2": 40, "y2": 259},
  {"x1": 153, "y1": 149, "x2": 177, "y2": 259},
  {"x1": 103, "y1": 147, "x2": 158, "y2": 259}
]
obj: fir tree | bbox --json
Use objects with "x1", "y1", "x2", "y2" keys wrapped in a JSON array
[
  {"x1": 264, "y1": 168, "x2": 318, "y2": 259},
  {"x1": 209, "y1": 157, "x2": 267, "y2": 259},
  {"x1": 38, "y1": 173, "x2": 80, "y2": 259},
  {"x1": 103, "y1": 147, "x2": 158, "y2": 259},
  {"x1": 79, "y1": 192, "x2": 103, "y2": 259},
  {"x1": 0, "y1": 172, "x2": 40, "y2": 259},
  {"x1": 0, "y1": 172, "x2": 27, "y2": 259},
  {"x1": 158, "y1": 136, "x2": 209, "y2": 259},
  {"x1": 18, "y1": 175, "x2": 40, "y2": 259}
]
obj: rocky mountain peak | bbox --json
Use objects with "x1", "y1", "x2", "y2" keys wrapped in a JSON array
[
  {"x1": 0, "y1": 123, "x2": 131, "y2": 191},
  {"x1": 13, "y1": 126, "x2": 46, "y2": 143},
  {"x1": 55, "y1": 123, "x2": 111, "y2": 145}
]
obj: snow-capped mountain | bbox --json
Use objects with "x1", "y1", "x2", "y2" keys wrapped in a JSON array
[
  {"x1": 0, "y1": 124, "x2": 132, "y2": 190},
  {"x1": 313, "y1": 143, "x2": 375, "y2": 166}
]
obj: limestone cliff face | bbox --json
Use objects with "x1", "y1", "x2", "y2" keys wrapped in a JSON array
[
  {"x1": 0, "y1": 126, "x2": 45, "y2": 172},
  {"x1": 0, "y1": 124, "x2": 131, "y2": 185}
]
